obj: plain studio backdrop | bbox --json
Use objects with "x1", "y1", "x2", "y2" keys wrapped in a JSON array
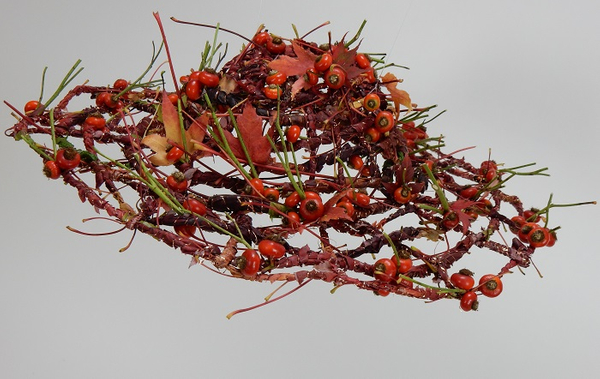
[{"x1": 1, "y1": 1, "x2": 599, "y2": 378}]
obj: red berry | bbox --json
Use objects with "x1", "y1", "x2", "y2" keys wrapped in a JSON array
[
  {"x1": 263, "y1": 187, "x2": 280, "y2": 202},
  {"x1": 374, "y1": 111, "x2": 395, "y2": 133},
  {"x1": 459, "y1": 186, "x2": 479, "y2": 200},
  {"x1": 167, "y1": 93, "x2": 179, "y2": 105},
  {"x1": 96, "y1": 92, "x2": 117, "y2": 108},
  {"x1": 24, "y1": 100, "x2": 41, "y2": 114},
  {"x1": 198, "y1": 70, "x2": 220, "y2": 88},
  {"x1": 258, "y1": 239, "x2": 286, "y2": 258},
  {"x1": 394, "y1": 186, "x2": 412, "y2": 204},
  {"x1": 324, "y1": 66, "x2": 346, "y2": 89},
  {"x1": 364, "y1": 127, "x2": 381, "y2": 143},
  {"x1": 523, "y1": 209, "x2": 541, "y2": 222},
  {"x1": 166, "y1": 146, "x2": 184, "y2": 163},
  {"x1": 166, "y1": 172, "x2": 188, "y2": 192},
  {"x1": 363, "y1": 67, "x2": 376, "y2": 83},
  {"x1": 529, "y1": 226, "x2": 551, "y2": 248},
  {"x1": 314, "y1": 52, "x2": 333, "y2": 72},
  {"x1": 182, "y1": 198, "x2": 207, "y2": 216},
  {"x1": 283, "y1": 211, "x2": 301, "y2": 228},
  {"x1": 252, "y1": 31, "x2": 271, "y2": 46},
  {"x1": 55, "y1": 148, "x2": 81, "y2": 170},
  {"x1": 349, "y1": 155, "x2": 364, "y2": 170},
  {"x1": 392, "y1": 257, "x2": 413, "y2": 274},
  {"x1": 284, "y1": 191, "x2": 301, "y2": 208},
  {"x1": 478, "y1": 275, "x2": 503, "y2": 298},
  {"x1": 266, "y1": 71, "x2": 287, "y2": 86},
  {"x1": 347, "y1": 191, "x2": 370, "y2": 207},
  {"x1": 479, "y1": 160, "x2": 498, "y2": 182},
  {"x1": 84, "y1": 115, "x2": 106, "y2": 130},
  {"x1": 266, "y1": 37, "x2": 286, "y2": 54},
  {"x1": 460, "y1": 291, "x2": 479, "y2": 312},
  {"x1": 442, "y1": 211, "x2": 460, "y2": 230},
  {"x1": 304, "y1": 68, "x2": 319, "y2": 86},
  {"x1": 518, "y1": 222, "x2": 539, "y2": 243},
  {"x1": 185, "y1": 80, "x2": 202, "y2": 101},
  {"x1": 450, "y1": 272, "x2": 475, "y2": 290},
  {"x1": 247, "y1": 178, "x2": 265, "y2": 196},
  {"x1": 286, "y1": 125, "x2": 301, "y2": 143},
  {"x1": 113, "y1": 78, "x2": 128, "y2": 91},
  {"x1": 43, "y1": 160, "x2": 61, "y2": 179},
  {"x1": 336, "y1": 200, "x2": 355, "y2": 218},
  {"x1": 355, "y1": 53, "x2": 371, "y2": 69},
  {"x1": 363, "y1": 93, "x2": 380, "y2": 112},
  {"x1": 299, "y1": 192, "x2": 324, "y2": 222},
  {"x1": 239, "y1": 249, "x2": 261, "y2": 276},
  {"x1": 374, "y1": 258, "x2": 397, "y2": 283},
  {"x1": 263, "y1": 84, "x2": 281, "y2": 100}
]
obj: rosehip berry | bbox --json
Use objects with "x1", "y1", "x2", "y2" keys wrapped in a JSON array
[
  {"x1": 478, "y1": 275, "x2": 503, "y2": 298},
  {"x1": 460, "y1": 291, "x2": 479, "y2": 312},
  {"x1": 55, "y1": 148, "x2": 81, "y2": 170},
  {"x1": 258, "y1": 239, "x2": 286, "y2": 258},
  {"x1": 239, "y1": 249, "x2": 261, "y2": 276},
  {"x1": 374, "y1": 258, "x2": 397, "y2": 283},
  {"x1": 374, "y1": 111, "x2": 394, "y2": 133}
]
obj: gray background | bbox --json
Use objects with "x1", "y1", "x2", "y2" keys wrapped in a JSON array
[{"x1": 1, "y1": 1, "x2": 599, "y2": 378}]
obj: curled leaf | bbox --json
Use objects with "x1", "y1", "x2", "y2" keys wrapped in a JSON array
[{"x1": 381, "y1": 72, "x2": 412, "y2": 112}]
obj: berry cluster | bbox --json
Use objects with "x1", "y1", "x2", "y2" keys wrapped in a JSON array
[{"x1": 4, "y1": 14, "x2": 594, "y2": 316}]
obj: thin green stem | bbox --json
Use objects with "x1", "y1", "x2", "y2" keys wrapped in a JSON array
[
  {"x1": 114, "y1": 41, "x2": 164, "y2": 98},
  {"x1": 500, "y1": 162, "x2": 550, "y2": 177},
  {"x1": 335, "y1": 156, "x2": 354, "y2": 187},
  {"x1": 43, "y1": 60, "x2": 84, "y2": 109},
  {"x1": 15, "y1": 132, "x2": 53, "y2": 161},
  {"x1": 422, "y1": 163, "x2": 449, "y2": 212},
  {"x1": 49, "y1": 109, "x2": 57, "y2": 159},
  {"x1": 345, "y1": 20, "x2": 367, "y2": 48},
  {"x1": 266, "y1": 135, "x2": 304, "y2": 197},
  {"x1": 396, "y1": 273, "x2": 463, "y2": 295},
  {"x1": 38, "y1": 67, "x2": 48, "y2": 103}
]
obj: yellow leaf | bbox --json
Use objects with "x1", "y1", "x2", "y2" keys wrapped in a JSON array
[{"x1": 141, "y1": 134, "x2": 171, "y2": 166}]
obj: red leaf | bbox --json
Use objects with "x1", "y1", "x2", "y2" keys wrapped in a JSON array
[
  {"x1": 320, "y1": 205, "x2": 353, "y2": 222},
  {"x1": 268, "y1": 40, "x2": 318, "y2": 77},
  {"x1": 330, "y1": 41, "x2": 366, "y2": 80},
  {"x1": 223, "y1": 103, "x2": 272, "y2": 165},
  {"x1": 395, "y1": 154, "x2": 414, "y2": 185},
  {"x1": 449, "y1": 200, "x2": 478, "y2": 234}
]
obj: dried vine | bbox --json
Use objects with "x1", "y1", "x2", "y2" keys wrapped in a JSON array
[{"x1": 4, "y1": 14, "x2": 594, "y2": 317}]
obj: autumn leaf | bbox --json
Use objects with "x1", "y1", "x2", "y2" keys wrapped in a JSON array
[
  {"x1": 330, "y1": 40, "x2": 366, "y2": 80},
  {"x1": 223, "y1": 102, "x2": 272, "y2": 165},
  {"x1": 268, "y1": 40, "x2": 318, "y2": 77},
  {"x1": 141, "y1": 91, "x2": 208, "y2": 166},
  {"x1": 449, "y1": 200, "x2": 478, "y2": 234},
  {"x1": 319, "y1": 190, "x2": 353, "y2": 222},
  {"x1": 381, "y1": 72, "x2": 412, "y2": 112},
  {"x1": 319, "y1": 206, "x2": 353, "y2": 222},
  {"x1": 268, "y1": 40, "x2": 318, "y2": 98}
]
